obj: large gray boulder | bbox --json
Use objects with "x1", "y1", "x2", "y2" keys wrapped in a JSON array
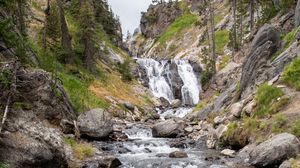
[
  {"x1": 152, "y1": 119, "x2": 185, "y2": 138},
  {"x1": 248, "y1": 133, "x2": 300, "y2": 167},
  {"x1": 78, "y1": 109, "x2": 113, "y2": 139},
  {"x1": 239, "y1": 24, "x2": 281, "y2": 96},
  {"x1": 296, "y1": 0, "x2": 300, "y2": 27}
]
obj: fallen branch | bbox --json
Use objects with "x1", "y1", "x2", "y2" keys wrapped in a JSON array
[{"x1": 0, "y1": 61, "x2": 19, "y2": 133}]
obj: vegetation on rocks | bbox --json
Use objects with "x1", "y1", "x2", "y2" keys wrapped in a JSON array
[
  {"x1": 255, "y1": 84, "x2": 285, "y2": 117},
  {"x1": 158, "y1": 12, "x2": 198, "y2": 44},
  {"x1": 282, "y1": 56, "x2": 300, "y2": 90},
  {"x1": 64, "y1": 137, "x2": 95, "y2": 160}
]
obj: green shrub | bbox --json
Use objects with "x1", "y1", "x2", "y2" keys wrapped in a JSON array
[
  {"x1": 283, "y1": 27, "x2": 299, "y2": 49},
  {"x1": 292, "y1": 120, "x2": 300, "y2": 137},
  {"x1": 117, "y1": 59, "x2": 133, "y2": 82},
  {"x1": 158, "y1": 12, "x2": 198, "y2": 44},
  {"x1": 282, "y1": 56, "x2": 300, "y2": 90},
  {"x1": 0, "y1": 69, "x2": 12, "y2": 89},
  {"x1": 215, "y1": 30, "x2": 230, "y2": 54},
  {"x1": 255, "y1": 84, "x2": 284, "y2": 117}
]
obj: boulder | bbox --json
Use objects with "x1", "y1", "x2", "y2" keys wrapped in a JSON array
[
  {"x1": 171, "y1": 99, "x2": 181, "y2": 108},
  {"x1": 78, "y1": 109, "x2": 113, "y2": 139},
  {"x1": 169, "y1": 151, "x2": 188, "y2": 158},
  {"x1": 123, "y1": 102, "x2": 135, "y2": 111},
  {"x1": 279, "y1": 160, "x2": 292, "y2": 168},
  {"x1": 214, "y1": 116, "x2": 225, "y2": 125},
  {"x1": 152, "y1": 119, "x2": 185, "y2": 138},
  {"x1": 296, "y1": 0, "x2": 300, "y2": 27},
  {"x1": 221, "y1": 149, "x2": 236, "y2": 158},
  {"x1": 83, "y1": 155, "x2": 122, "y2": 168},
  {"x1": 248, "y1": 133, "x2": 300, "y2": 167},
  {"x1": 242, "y1": 100, "x2": 256, "y2": 116},
  {"x1": 230, "y1": 102, "x2": 243, "y2": 118},
  {"x1": 184, "y1": 126, "x2": 194, "y2": 133},
  {"x1": 159, "y1": 97, "x2": 170, "y2": 107}
]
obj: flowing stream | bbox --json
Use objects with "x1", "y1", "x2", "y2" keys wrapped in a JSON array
[{"x1": 95, "y1": 58, "x2": 228, "y2": 168}]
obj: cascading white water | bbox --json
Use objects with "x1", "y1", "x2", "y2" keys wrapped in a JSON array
[
  {"x1": 137, "y1": 59, "x2": 174, "y2": 102},
  {"x1": 175, "y1": 60, "x2": 200, "y2": 105},
  {"x1": 137, "y1": 58, "x2": 201, "y2": 106}
]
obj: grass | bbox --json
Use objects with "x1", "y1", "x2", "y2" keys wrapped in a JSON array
[
  {"x1": 219, "y1": 55, "x2": 230, "y2": 69},
  {"x1": 59, "y1": 71, "x2": 109, "y2": 114},
  {"x1": 157, "y1": 12, "x2": 198, "y2": 45},
  {"x1": 255, "y1": 84, "x2": 284, "y2": 117},
  {"x1": 64, "y1": 137, "x2": 95, "y2": 160},
  {"x1": 215, "y1": 30, "x2": 230, "y2": 54},
  {"x1": 193, "y1": 102, "x2": 206, "y2": 112},
  {"x1": 271, "y1": 113, "x2": 288, "y2": 133},
  {"x1": 292, "y1": 119, "x2": 300, "y2": 137},
  {"x1": 282, "y1": 56, "x2": 300, "y2": 90},
  {"x1": 283, "y1": 27, "x2": 299, "y2": 49}
]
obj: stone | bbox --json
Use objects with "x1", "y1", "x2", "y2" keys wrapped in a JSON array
[
  {"x1": 77, "y1": 109, "x2": 113, "y2": 139},
  {"x1": 230, "y1": 102, "x2": 243, "y2": 118},
  {"x1": 152, "y1": 119, "x2": 185, "y2": 138},
  {"x1": 169, "y1": 151, "x2": 188, "y2": 158},
  {"x1": 123, "y1": 102, "x2": 135, "y2": 111},
  {"x1": 83, "y1": 155, "x2": 122, "y2": 168},
  {"x1": 170, "y1": 99, "x2": 181, "y2": 108},
  {"x1": 279, "y1": 160, "x2": 292, "y2": 168},
  {"x1": 159, "y1": 97, "x2": 170, "y2": 107},
  {"x1": 60, "y1": 119, "x2": 74, "y2": 134},
  {"x1": 221, "y1": 149, "x2": 236, "y2": 158},
  {"x1": 215, "y1": 124, "x2": 228, "y2": 139},
  {"x1": 214, "y1": 116, "x2": 225, "y2": 125},
  {"x1": 243, "y1": 100, "x2": 256, "y2": 116},
  {"x1": 248, "y1": 133, "x2": 300, "y2": 167},
  {"x1": 184, "y1": 126, "x2": 194, "y2": 133}
]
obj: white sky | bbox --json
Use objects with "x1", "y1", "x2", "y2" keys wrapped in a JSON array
[{"x1": 107, "y1": 0, "x2": 153, "y2": 35}]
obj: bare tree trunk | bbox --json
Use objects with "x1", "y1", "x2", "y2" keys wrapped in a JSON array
[
  {"x1": 43, "y1": 0, "x2": 51, "y2": 50},
  {"x1": 57, "y1": 0, "x2": 73, "y2": 64},
  {"x1": 0, "y1": 62, "x2": 18, "y2": 133},
  {"x1": 209, "y1": 1, "x2": 216, "y2": 74},
  {"x1": 16, "y1": 0, "x2": 26, "y2": 35},
  {"x1": 82, "y1": 35, "x2": 94, "y2": 71},
  {"x1": 232, "y1": 0, "x2": 237, "y2": 52},
  {"x1": 250, "y1": 0, "x2": 255, "y2": 31}
]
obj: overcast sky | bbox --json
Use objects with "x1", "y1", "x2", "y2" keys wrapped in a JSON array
[{"x1": 107, "y1": 0, "x2": 153, "y2": 35}]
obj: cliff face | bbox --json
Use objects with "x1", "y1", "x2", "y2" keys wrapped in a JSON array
[{"x1": 140, "y1": 2, "x2": 183, "y2": 38}]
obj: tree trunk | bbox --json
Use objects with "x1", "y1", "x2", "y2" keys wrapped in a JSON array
[
  {"x1": 232, "y1": 0, "x2": 237, "y2": 51},
  {"x1": 42, "y1": 0, "x2": 51, "y2": 50},
  {"x1": 250, "y1": 0, "x2": 255, "y2": 31},
  {"x1": 209, "y1": 1, "x2": 216, "y2": 74},
  {"x1": 57, "y1": 0, "x2": 73, "y2": 64},
  {"x1": 82, "y1": 34, "x2": 94, "y2": 71},
  {"x1": 16, "y1": 0, "x2": 26, "y2": 35}
]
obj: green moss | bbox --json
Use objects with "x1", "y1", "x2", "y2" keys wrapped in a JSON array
[
  {"x1": 255, "y1": 84, "x2": 284, "y2": 117},
  {"x1": 292, "y1": 120, "x2": 300, "y2": 137},
  {"x1": 193, "y1": 102, "x2": 206, "y2": 112},
  {"x1": 12, "y1": 102, "x2": 33, "y2": 110},
  {"x1": 59, "y1": 72, "x2": 109, "y2": 114},
  {"x1": 282, "y1": 56, "x2": 300, "y2": 90},
  {"x1": 215, "y1": 30, "x2": 230, "y2": 54},
  {"x1": 0, "y1": 69, "x2": 12, "y2": 89},
  {"x1": 157, "y1": 12, "x2": 198, "y2": 45}
]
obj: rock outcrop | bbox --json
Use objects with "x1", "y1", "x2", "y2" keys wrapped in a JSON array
[
  {"x1": 295, "y1": 0, "x2": 300, "y2": 27},
  {"x1": 0, "y1": 68, "x2": 76, "y2": 168},
  {"x1": 248, "y1": 133, "x2": 300, "y2": 167},
  {"x1": 140, "y1": 2, "x2": 183, "y2": 38},
  {"x1": 239, "y1": 24, "x2": 281, "y2": 97},
  {"x1": 77, "y1": 109, "x2": 113, "y2": 140}
]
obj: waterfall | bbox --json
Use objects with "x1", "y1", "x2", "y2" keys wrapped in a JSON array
[{"x1": 137, "y1": 58, "x2": 201, "y2": 106}]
